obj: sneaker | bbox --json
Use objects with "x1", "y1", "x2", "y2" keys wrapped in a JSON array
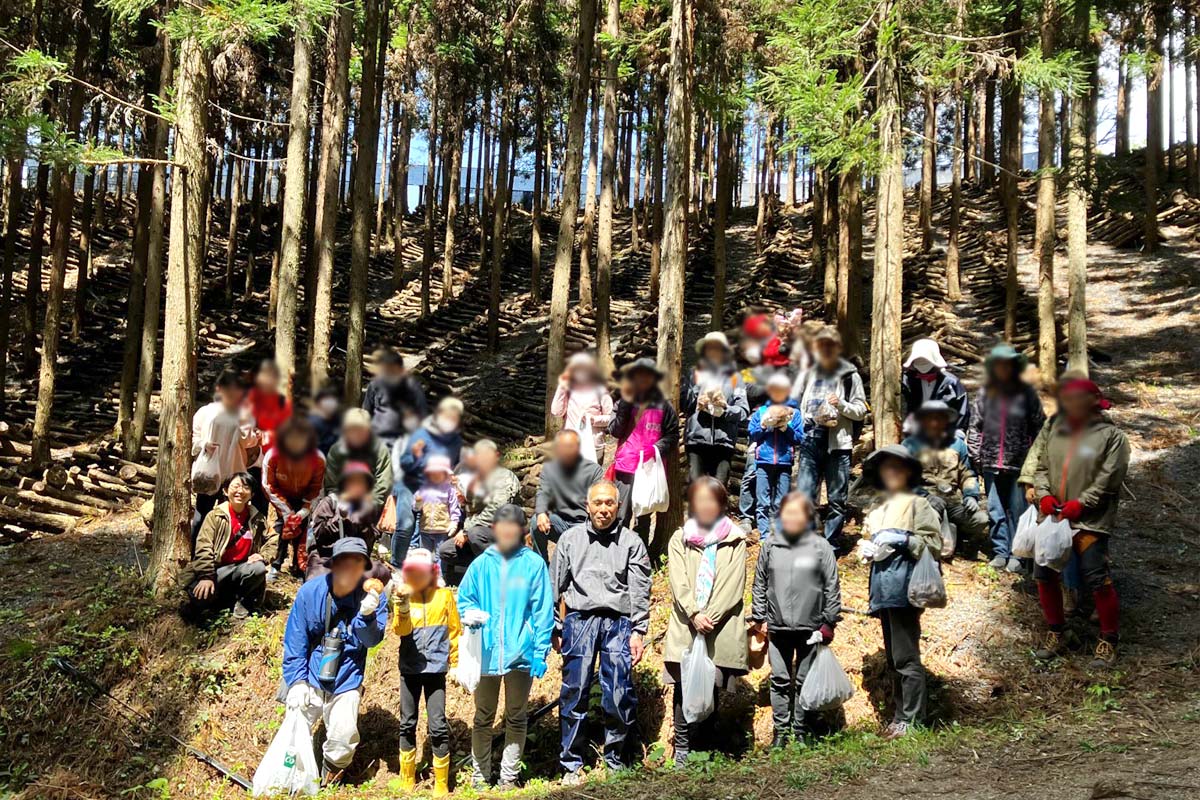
[
  {"x1": 561, "y1": 771, "x2": 586, "y2": 787},
  {"x1": 1005, "y1": 557, "x2": 1025, "y2": 574},
  {"x1": 497, "y1": 779, "x2": 519, "y2": 791},
  {"x1": 1089, "y1": 639, "x2": 1118, "y2": 670},
  {"x1": 770, "y1": 730, "x2": 791, "y2": 749},
  {"x1": 266, "y1": 566, "x2": 280, "y2": 583},
  {"x1": 232, "y1": 601, "x2": 250, "y2": 621},
  {"x1": 1034, "y1": 629, "x2": 1076, "y2": 660},
  {"x1": 883, "y1": 721, "x2": 910, "y2": 740},
  {"x1": 987, "y1": 555, "x2": 1007, "y2": 570}
]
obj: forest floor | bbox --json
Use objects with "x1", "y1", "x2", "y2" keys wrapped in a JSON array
[{"x1": 3, "y1": 212, "x2": 1200, "y2": 799}]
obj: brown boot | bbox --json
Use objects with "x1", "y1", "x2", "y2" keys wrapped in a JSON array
[
  {"x1": 1089, "y1": 638, "x2": 1118, "y2": 670},
  {"x1": 1034, "y1": 629, "x2": 1075, "y2": 661}
]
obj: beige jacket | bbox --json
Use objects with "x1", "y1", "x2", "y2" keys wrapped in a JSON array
[{"x1": 662, "y1": 524, "x2": 749, "y2": 672}]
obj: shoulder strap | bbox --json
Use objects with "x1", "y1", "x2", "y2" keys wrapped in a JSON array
[{"x1": 324, "y1": 590, "x2": 336, "y2": 635}]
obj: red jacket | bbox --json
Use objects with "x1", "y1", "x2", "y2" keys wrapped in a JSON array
[
  {"x1": 247, "y1": 388, "x2": 292, "y2": 452},
  {"x1": 262, "y1": 448, "x2": 325, "y2": 515}
]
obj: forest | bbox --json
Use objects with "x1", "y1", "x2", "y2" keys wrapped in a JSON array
[{"x1": 1, "y1": 0, "x2": 1200, "y2": 797}]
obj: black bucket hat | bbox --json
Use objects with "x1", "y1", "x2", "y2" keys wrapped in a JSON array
[{"x1": 861, "y1": 444, "x2": 924, "y2": 490}]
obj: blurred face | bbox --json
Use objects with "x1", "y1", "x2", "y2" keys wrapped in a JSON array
[
  {"x1": 815, "y1": 340, "x2": 841, "y2": 369},
  {"x1": 330, "y1": 555, "x2": 368, "y2": 596},
  {"x1": 1059, "y1": 389, "x2": 1096, "y2": 421},
  {"x1": 256, "y1": 367, "x2": 280, "y2": 394},
  {"x1": 569, "y1": 362, "x2": 597, "y2": 386},
  {"x1": 767, "y1": 384, "x2": 790, "y2": 404},
  {"x1": 381, "y1": 363, "x2": 405, "y2": 382},
  {"x1": 281, "y1": 429, "x2": 309, "y2": 457},
  {"x1": 225, "y1": 476, "x2": 253, "y2": 510},
  {"x1": 340, "y1": 474, "x2": 370, "y2": 503},
  {"x1": 343, "y1": 424, "x2": 370, "y2": 449},
  {"x1": 632, "y1": 370, "x2": 656, "y2": 396},
  {"x1": 476, "y1": 447, "x2": 500, "y2": 475},
  {"x1": 494, "y1": 520, "x2": 524, "y2": 553},
  {"x1": 316, "y1": 394, "x2": 340, "y2": 416},
  {"x1": 435, "y1": 411, "x2": 461, "y2": 434},
  {"x1": 780, "y1": 497, "x2": 811, "y2": 537},
  {"x1": 702, "y1": 343, "x2": 727, "y2": 365},
  {"x1": 426, "y1": 469, "x2": 450, "y2": 485},
  {"x1": 879, "y1": 458, "x2": 911, "y2": 494},
  {"x1": 689, "y1": 485, "x2": 722, "y2": 527},
  {"x1": 402, "y1": 566, "x2": 435, "y2": 593},
  {"x1": 554, "y1": 432, "x2": 582, "y2": 463},
  {"x1": 918, "y1": 412, "x2": 950, "y2": 440},
  {"x1": 990, "y1": 359, "x2": 1016, "y2": 384},
  {"x1": 217, "y1": 384, "x2": 245, "y2": 410},
  {"x1": 588, "y1": 484, "x2": 620, "y2": 530}
]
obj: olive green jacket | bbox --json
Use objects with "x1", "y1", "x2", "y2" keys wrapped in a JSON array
[
  {"x1": 181, "y1": 502, "x2": 277, "y2": 585},
  {"x1": 1033, "y1": 414, "x2": 1130, "y2": 536},
  {"x1": 662, "y1": 524, "x2": 749, "y2": 672}
]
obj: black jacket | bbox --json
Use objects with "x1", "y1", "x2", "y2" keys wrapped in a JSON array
[
  {"x1": 901, "y1": 369, "x2": 970, "y2": 436},
  {"x1": 361, "y1": 376, "x2": 428, "y2": 446}
]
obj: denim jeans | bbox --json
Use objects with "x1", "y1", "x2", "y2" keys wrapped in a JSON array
[
  {"x1": 738, "y1": 456, "x2": 757, "y2": 525},
  {"x1": 390, "y1": 484, "x2": 416, "y2": 566},
  {"x1": 755, "y1": 464, "x2": 791, "y2": 539},
  {"x1": 795, "y1": 441, "x2": 851, "y2": 541},
  {"x1": 559, "y1": 612, "x2": 637, "y2": 774},
  {"x1": 984, "y1": 471, "x2": 1028, "y2": 560}
]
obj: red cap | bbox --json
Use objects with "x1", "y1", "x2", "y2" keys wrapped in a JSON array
[
  {"x1": 1059, "y1": 378, "x2": 1112, "y2": 410},
  {"x1": 742, "y1": 314, "x2": 773, "y2": 339}
]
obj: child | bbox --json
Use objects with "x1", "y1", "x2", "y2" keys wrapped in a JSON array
[
  {"x1": 457, "y1": 505, "x2": 554, "y2": 789},
  {"x1": 750, "y1": 491, "x2": 841, "y2": 746},
  {"x1": 551, "y1": 352, "x2": 613, "y2": 458},
  {"x1": 262, "y1": 417, "x2": 325, "y2": 581},
  {"x1": 413, "y1": 454, "x2": 461, "y2": 556},
  {"x1": 392, "y1": 548, "x2": 462, "y2": 795},
  {"x1": 856, "y1": 445, "x2": 943, "y2": 739},
  {"x1": 747, "y1": 372, "x2": 805, "y2": 538},
  {"x1": 246, "y1": 359, "x2": 292, "y2": 454},
  {"x1": 308, "y1": 386, "x2": 342, "y2": 455},
  {"x1": 306, "y1": 461, "x2": 392, "y2": 584}
]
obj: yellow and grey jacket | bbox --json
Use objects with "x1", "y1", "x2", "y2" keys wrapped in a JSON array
[{"x1": 391, "y1": 585, "x2": 462, "y2": 674}]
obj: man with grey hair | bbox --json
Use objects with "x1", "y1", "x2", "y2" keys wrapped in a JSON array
[
  {"x1": 439, "y1": 438, "x2": 519, "y2": 584},
  {"x1": 533, "y1": 428, "x2": 605, "y2": 560}
]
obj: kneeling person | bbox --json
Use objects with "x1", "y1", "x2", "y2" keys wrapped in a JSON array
[
  {"x1": 182, "y1": 472, "x2": 275, "y2": 621},
  {"x1": 458, "y1": 505, "x2": 554, "y2": 789},
  {"x1": 281, "y1": 538, "x2": 388, "y2": 783},
  {"x1": 306, "y1": 461, "x2": 393, "y2": 584}
]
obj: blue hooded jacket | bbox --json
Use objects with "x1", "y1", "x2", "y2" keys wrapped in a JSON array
[
  {"x1": 282, "y1": 574, "x2": 388, "y2": 695},
  {"x1": 398, "y1": 421, "x2": 463, "y2": 491},
  {"x1": 748, "y1": 398, "x2": 805, "y2": 466},
  {"x1": 457, "y1": 545, "x2": 554, "y2": 676}
]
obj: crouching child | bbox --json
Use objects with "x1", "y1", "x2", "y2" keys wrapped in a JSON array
[{"x1": 457, "y1": 505, "x2": 555, "y2": 789}]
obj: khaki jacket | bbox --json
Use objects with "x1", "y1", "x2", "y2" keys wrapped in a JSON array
[
  {"x1": 1034, "y1": 415, "x2": 1130, "y2": 536},
  {"x1": 182, "y1": 502, "x2": 277, "y2": 585},
  {"x1": 663, "y1": 525, "x2": 748, "y2": 672}
]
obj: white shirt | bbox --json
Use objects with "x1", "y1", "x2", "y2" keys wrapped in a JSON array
[{"x1": 192, "y1": 401, "x2": 256, "y2": 482}]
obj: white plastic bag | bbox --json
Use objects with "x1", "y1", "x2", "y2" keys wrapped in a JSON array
[
  {"x1": 1011, "y1": 506, "x2": 1039, "y2": 559},
  {"x1": 252, "y1": 710, "x2": 321, "y2": 796},
  {"x1": 939, "y1": 512, "x2": 957, "y2": 560},
  {"x1": 190, "y1": 447, "x2": 222, "y2": 496},
  {"x1": 576, "y1": 417, "x2": 598, "y2": 463},
  {"x1": 458, "y1": 625, "x2": 484, "y2": 693},
  {"x1": 681, "y1": 633, "x2": 717, "y2": 724},
  {"x1": 1034, "y1": 516, "x2": 1074, "y2": 572},
  {"x1": 907, "y1": 548, "x2": 948, "y2": 609},
  {"x1": 799, "y1": 644, "x2": 855, "y2": 711},
  {"x1": 630, "y1": 450, "x2": 669, "y2": 518}
]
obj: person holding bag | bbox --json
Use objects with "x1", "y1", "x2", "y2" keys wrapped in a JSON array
[
  {"x1": 551, "y1": 352, "x2": 614, "y2": 460},
  {"x1": 683, "y1": 332, "x2": 750, "y2": 483},
  {"x1": 856, "y1": 446, "x2": 943, "y2": 739},
  {"x1": 750, "y1": 491, "x2": 842, "y2": 746},
  {"x1": 1032, "y1": 378, "x2": 1130, "y2": 668},
  {"x1": 662, "y1": 478, "x2": 749, "y2": 765},
  {"x1": 457, "y1": 505, "x2": 554, "y2": 789},
  {"x1": 747, "y1": 373, "x2": 805, "y2": 539}
]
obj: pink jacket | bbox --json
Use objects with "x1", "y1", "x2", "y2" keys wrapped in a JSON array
[{"x1": 551, "y1": 384, "x2": 613, "y2": 437}]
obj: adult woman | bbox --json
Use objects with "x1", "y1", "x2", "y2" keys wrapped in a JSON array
[
  {"x1": 608, "y1": 358, "x2": 679, "y2": 542},
  {"x1": 967, "y1": 344, "x2": 1046, "y2": 573},
  {"x1": 662, "y1": 477, "x2": 748, "y2": 765},
  {"x1": 1032, "y1": 378, "x2": 1129, "y2": 668},
  {"x1": 683, "y1": 332, "x2": 750, "y2": 483},
  {"x1": 551, "y1": 352, "x2": 613, "y2": 460}
]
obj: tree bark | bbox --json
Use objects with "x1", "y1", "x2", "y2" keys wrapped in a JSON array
[
  {"x1": 72, "y1": 102, "x2": 103, "y2": 341},
  {"x1": 275, "y1": 17, "x2": 314, "y2": 390},
  {"x1": 579, "y1": 77, "x2": 599, "y2": 310},
  {"x1": 1143, "y1": 4, "x2": 1163, "y2": 253},
  {"x1": 344, "y1": 0, "x2": 384, "y2": 401},
  {"x1": 711, "y1": 113, "x2": 735, "y2": 328},
  {"x1": 224, "y1": 125, "x2": 244, "y2": 304},
  {"x1": 307, "y1": 2, "x2": 353, "y2": 389},
  {"x1": 1186, "y1": 13, "x2": 1197, "y2": 193},
  {"x1": 870, "y1": 0, "x2": 904, "y2": 447},
  {"x1": 441, "y1": 84, "x2": 464, "y2": 307},
  {"x1": 150, "y1": 28, "x2": 210, "y2": 593},
  {"x1": 648, "y1": 77, "x2": 665, "y2": 303},
  {"x1": 1065, "y1": 0, "x2": 1091, "y2": 375},
  {"x1": 999, "y1": 0, "x2": 1023, "y2": 340},
  {"x1": 544, "y1": 0, "x2": 598, "y2": 434},
  {"x1": 421, "y1": 39, "x2": 441, "y2": 319},
  {"x1": 530, "y1": 83, "x2": 546, "y2": 303},
  {"x1": 1034, "y1": 0, "x2": 1057, "y2": 379},
  {"x1": 919, "y1": 89, "x2": 936, "y2": 253},
  {"x1": 487, "y1": 70, "x2": 514, "y2": 352},
  {"x1": 836, "y1": 166, "x2": 862, "y2": 357},
  {"x1": 0, "y1": 158, "x2": 21, "y2": 414},
  {"x1": 982, "y1": 74, "x2": 997, "y2": 187},
  {"x1": 1114, "y1": 42, "x2": 1130, "y2": 157},
  {"x1": 596, "y1": 0, "x2": 620, "y2": 376},
  {"x1": 21, "y1": 160, "x2": 49, "y2": 378}
]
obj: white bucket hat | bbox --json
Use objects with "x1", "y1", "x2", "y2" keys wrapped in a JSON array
[{"x1": 904, "y1": 338, "x2": 947, "y2": 371}]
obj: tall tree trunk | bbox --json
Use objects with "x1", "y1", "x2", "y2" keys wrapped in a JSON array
[
  {"x1": 648, "y1": 78, "x2": 665, "y2": 303},
  {"x1": 307, "y1": 2, "x2": 353, "y2": 388},
  {"x1": 870, "y1": 0, "x2": 904, "y2": 447},
  {"x1": 487, "y1": 67, "x2": 514, "y2": 352},
  {"x1": 72, "y1": 104, "x2": 103, "y2": 341},
  {"x1": 1186, "y1": 12, "x2": 1198, "y2": 193},
  {"x1": 545, "y1": 0, "x2": 599, "y2": 434},
  {"x1": 964, "y1": 83, "x2": 976, "y2": 184},
  {"x1": 0, "y1": 158, "x2": 21, "y2": 413},
  {"x1": 224, "y1": 126, "x2": 243, "y2": 304},
  {"x1": 1065, "y1": 0, "x2": 1091, "y2": 375},
  {"x1": 1167, "y1": 25, "x2": 1176, "y2": 180},
  {"x1": 421, "y1": 44, "x2": 441, "y2": 318},
  {"x1": 579, "y1": 77, "x2": 599, "y2": 310},
  {"x1": 393, "y1": 95, "x2": 412, "y2": 291},
  {"x1": 596, "y1": 0, "x2": 619, "y2": 375},
  {"x1": 982, "y1": 74, "x2": 997, "y2": 187},
  {"x1": 530, "y1": 84, "x2": 546, "y2": 303},
  {"x1": 755, "y1": 117, "x2": 774, "y2": 255},
  {"x1": 1144, "y1": 4, "x2": 1163, "y2": 253},
  {"x1": 656, "y1": 0, "x2": 693, "y2": 544},
  {"x1": 375, "y1": 97, "x2": 392, "y2": 255},
  {"x1": 631, "y1": 101, "x2": 642, "y2": 249},
  {"x1": 1114, "y1": 43, "x2": 1130, "y2": 156},
  {"x1": 919, "y1": 89, "x2": 936, "y2": 253},
  {"x1": 21, "y1": 160, "x2": 49, "y2": 377},
  {"x1": 344, "y1": 0, "x2": 384, "y2": 402},
  {"x1": 711, "y1": 114, "x2": 735, "y2": 328},
  {"x1": 441, "y1": 85, "x2": 464, "y2": 307},
  {"x1": 836, "y1": 167, "x2": 862, "y2": 356},
  {"x1": 149, "y1": 28, "x2": 210, "y2": 593},
  {"x1": 127, "y1": 29, "x2": 174, "y2": 459},
  {"x1": 811, "y1": 165, "x2": 826, "y2": 281},
  {"x1": 1034, "y1": 0, "x2": 1057, "y2": 379},
  {"x1": 275, "y1": 17, "x2": 313, "y2": 391},
  {"x1": 32, "y1": 9, "x2": 92, "y2": 463},
  {"x1": 999, "y1": 0, "x2": 1023, "y2": 339}
]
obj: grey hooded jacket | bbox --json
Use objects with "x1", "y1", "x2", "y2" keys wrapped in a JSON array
[{"x1": 750, "y1": 530, "x2": 842, "y2": 631}]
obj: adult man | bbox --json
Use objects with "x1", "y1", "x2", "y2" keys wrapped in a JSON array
[
  {"x1": 361, "y1": 349, "x2": 428, "y2": 448},
  {"x1": 281, "y1": 538, "x2": 388, "y2": 784},
  {"x1": 180, "y1": 473, "x2": 275, "y2": 621},
  {"x1": 792, "y1": 326, "x2": 868, "y2": 544},
  {"x1": 551, "y1": 481, "x2": 652, "y2": 784},
  {"x1": 533, "y1": 429, "x2": 604, "y2": 559},
  {"x1": 323, "y1": 408, "x2": 393, "y2": 509},
  {"x1": 439, "y1": 439, "x2": 520, "y2": 584}
]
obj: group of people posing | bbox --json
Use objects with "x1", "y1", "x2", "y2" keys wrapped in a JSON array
[{"x1": 179, "y1": 308, "x2": 1130, "y2": 791}]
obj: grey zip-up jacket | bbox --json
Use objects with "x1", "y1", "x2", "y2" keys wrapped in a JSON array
[
  {"x1": 535, "y1": 457, "x2": 605, "y2": 525},
  {"x1": 750, "y1": 530, "x2": 842, "y2": 631},
  {"x1": 551, "y1": 520, "x2": 652, "y2": 635}
]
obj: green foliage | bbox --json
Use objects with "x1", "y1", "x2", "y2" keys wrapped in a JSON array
[
  {"x1": 1015, "y1": 44, "x2": 1088, "y2": 95},
  {"x1": 164, "y1": 0, "x2": 295, "y2": 49}
]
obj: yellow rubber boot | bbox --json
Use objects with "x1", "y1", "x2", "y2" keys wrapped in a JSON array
[
  {"x1": 432, "y1": 753, "x2": 451, "y2": 796},
  {"x1": 398, "y1": 749, "x2": 417, "y2": 791}
]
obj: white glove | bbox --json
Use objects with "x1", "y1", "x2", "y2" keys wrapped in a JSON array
[
  {"x1": 462, "y1": 609, "x2": 490, "y2": 628},
  {"x1": 806, "y1": 630, "x2": 823, "y2": 646},
  {"x1": 359, "y1": 589, "x2": 381, "y2": 617},
  {"x1": 285, "y1": 683, "x2": 321, "y2": 712},
  {"x1": 856, "y1": 539, "x2": 878, "y2": 562},
  {"x1": 447, "y1": 667, "x2": 460, "y2": 687},
  {"x1": 873, "y1": 531, "x2": 910, "y2": 549}
]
